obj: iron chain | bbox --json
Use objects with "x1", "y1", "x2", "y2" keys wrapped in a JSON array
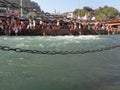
[{"x1": 0, "y1": 44, "x2": 120, "y2": 55}]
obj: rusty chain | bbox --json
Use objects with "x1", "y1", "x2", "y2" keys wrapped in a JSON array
[{"x1": 0, "y1": 44, "x2": 120, "y2": 55}]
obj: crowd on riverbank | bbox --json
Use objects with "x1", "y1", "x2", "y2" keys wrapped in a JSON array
[{"x1": 0, "y1": 16, "x2": 119, "y2": 36}]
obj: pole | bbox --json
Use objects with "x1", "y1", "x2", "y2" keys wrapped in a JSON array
[
  {"x1": 78, "y1": 0, "x2": 79, "y2": 17},
  {"x1": 78, "y1": 0, "x2": 80, "y2": 19},
  {"x1": 20, "y1": 0, "x2": 23, "y2": 17}
]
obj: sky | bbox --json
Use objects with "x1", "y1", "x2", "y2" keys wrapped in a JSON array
[{"x1": 31, "y1": 0, "x2": 120, "y2": 14}]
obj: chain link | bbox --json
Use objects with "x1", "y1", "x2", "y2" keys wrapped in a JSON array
[{"x1": 0, "y1": 44, "x2": 120, "y2": 55}]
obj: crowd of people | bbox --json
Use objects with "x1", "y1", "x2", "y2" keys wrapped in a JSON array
[{"x1": 0, "y1": 16, "x2": 119, "y2": 36}]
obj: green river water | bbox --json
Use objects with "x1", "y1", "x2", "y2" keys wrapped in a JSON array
[{"x1": 0, "y1": 35, "x2": 120, "y2": 90}]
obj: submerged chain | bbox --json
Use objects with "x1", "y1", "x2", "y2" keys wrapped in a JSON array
[{"x1": 0, "y1": 44, "x2": 120, "y2": 55}]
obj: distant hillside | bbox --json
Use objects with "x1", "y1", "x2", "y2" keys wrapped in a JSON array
[
  {"x1": 7, "y1": 0, "x2": 41, "y2": 11},
  {"x1": 73, "y1": 6, "x2": 120, "y2": 20}
]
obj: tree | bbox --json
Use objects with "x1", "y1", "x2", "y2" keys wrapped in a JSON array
[
  {"x1": 73, "y1": 6, "x2": 120, "y2": 21},
  {"x1": 95, "y1": 6, "x2": 119, "y2": 20},
  {"x1": 83, "y1": 6, "x2": 93, "y2": 12}
]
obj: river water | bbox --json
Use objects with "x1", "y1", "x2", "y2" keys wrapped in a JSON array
[{"x1": 0, "y1": 35, "x2": 120, "y2": 90}]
